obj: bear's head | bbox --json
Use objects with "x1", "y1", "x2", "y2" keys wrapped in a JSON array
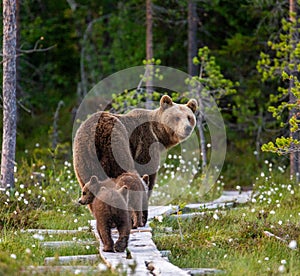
[
  {"x1": 78, "y1": 175, "x2": 129, "y2": 207},
  {"x1": 115, "y1": 172, "x2": 149, "y2": 192},
  {"x1": 159, "y1": 95, "x2": 198, "y2": 144},
  {"x1": 78, "y1": 175, "x2": 99, "y2": 205}
]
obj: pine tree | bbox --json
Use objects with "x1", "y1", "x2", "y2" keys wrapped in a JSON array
[{"x1": 1, "y1": 0, "x2": 17, "y2": 189}]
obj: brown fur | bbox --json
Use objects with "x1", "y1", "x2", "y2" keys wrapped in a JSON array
[
  {"x1": 115, "y1": 173, "x2": 149, "y2": 228},
  {"x1": 78, "y1": 176, "x2": 131, "y2": 252},
  {"x1": 73, "y1": 95, "x2": 198, "y2": 209}
]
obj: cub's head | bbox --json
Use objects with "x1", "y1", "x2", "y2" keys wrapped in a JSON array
[
  {"x1": 78, "y1": 175, "x2": 100, "y2": 205},
  {"x1": 115, "y1": 172, "x2": 149, "y2": 192},
  {"x1": 159, "y1": 95, "x2": 198, "y2": 143}
]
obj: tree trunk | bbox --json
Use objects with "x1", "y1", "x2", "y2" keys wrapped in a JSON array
[
  {"x1": 1, "y1": 0, "x2": 17, "y2": 189},
  {"x1": 289, "y1": 0, "x2": 300, "y2": 180},
  {"x1": 146, "y1": 0, "x2": 153, "y2": 62},
  {"x1": 188, "y1": 0, "x2": 198, "y2": 76},
  {"x1": 145, "y1": 0, "x2": 153, "y2": 108}
]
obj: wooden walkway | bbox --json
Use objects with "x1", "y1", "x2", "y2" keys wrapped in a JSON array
[
  {"x1": 23, "y1": 191, "x2": 252, "y2": 275},
  {"x1": 90, "y1": 205, "x2": 189, "y2": 275}
]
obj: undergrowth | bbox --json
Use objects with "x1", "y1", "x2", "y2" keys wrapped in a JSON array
[{"x1": 152, "y1": 164, "x2": 300, "y2": 275}]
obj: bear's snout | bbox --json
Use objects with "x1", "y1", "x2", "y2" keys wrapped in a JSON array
[
  {"x1": 185, "y1": 125, "x2": 193, "y2": 136},
  {"x1": 78, "y1": 198, "x2": 84, "y2": 205}
]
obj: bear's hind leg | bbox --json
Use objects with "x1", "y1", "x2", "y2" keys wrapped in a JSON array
[
  {"x1": 131, "y1": 210, "x2": 139, "y2": 229},
  {"x1": 114, "y1": 220, "x2": 130, "y2": 252},
  {"x1": 136, "y1": 210, "x2": 144, "y2": 228}
]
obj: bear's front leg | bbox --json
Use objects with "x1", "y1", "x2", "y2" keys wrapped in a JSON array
[{"x1": 98, "y1": 223, "x2": 114, "y2": 252}]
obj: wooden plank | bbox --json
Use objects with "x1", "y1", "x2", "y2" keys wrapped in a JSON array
[
  {"x1": 148, "y1": 205, "x2": 179, "y2": 219},
  {"x1": 44, "y1": 254, "x2": 99, "y2": 264},
  {"x1": 24, "y1": 265, "x2": 99, "y2": 274},
  {"x1": 90, "y1": 219, "x2": 189, "y2": 275},
  {"x1": 23, "y1": 227, "x2": 90, "y2": 234},
  {"x1": 182, "y1": 267, "x2": 224, "y2": 275},
  {"x1": 40, "y1": 240, "x2": 97, "y2": 248},
  {"x1": 185, "y1": 191, "x2": 252, "y2": 210}
]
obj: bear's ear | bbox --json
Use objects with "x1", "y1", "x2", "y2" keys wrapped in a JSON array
[
  {"x1": 100, "y1": 186, "x2": 106, "y2": 192},
  {"x1": 160, "y1": 95, "x2": 173, "y2": 110},
  {"x1": 90, "y1": 175, "x2": 99, "y2": 186},
  {"x1": 119, "y1": 185, "x2": 128, "y2": 199},
  {"x1": 186, "y1": 99, "x2": 198, "y2": 113},
  {"x1": 142, "y1": 174, "x2": 149, "y2": 186}
]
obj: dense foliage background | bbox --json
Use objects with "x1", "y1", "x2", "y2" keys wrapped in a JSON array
[{"x1": 0, "y1": 0, "x2": 293, "y2": 187}]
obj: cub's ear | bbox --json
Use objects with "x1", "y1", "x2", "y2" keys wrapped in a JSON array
[
  {"x1": 186, "y1": 99, "x2": 198, "y2": 113},
  {"x1": 119, "y1": 185, "x2": 128, "y2": 198},
  {"x1": 160, "y1": 95, "x2": 173, "y2": 110},
  {"x1": 142, "y1": 174, "x2": 149, "y2": 186},
  {"x1": 100, "y1": 186, "x2": 106, "y2": 192},
  {"x1": 90, "y1": 175, "x2": 99, "y2": 186}
]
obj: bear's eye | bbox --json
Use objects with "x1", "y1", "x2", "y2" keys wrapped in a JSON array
[
  {"x1": 187, "y1": 115, "x2": 192, "y2": 123},
  {"x1": 82, "y1": 191, "x2": 86, "y2": 196},
  {"x1": 175, "y1": 117, "x2": 180, "y2": 122}
]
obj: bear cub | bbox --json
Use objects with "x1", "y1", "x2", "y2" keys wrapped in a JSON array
[
  {"x1": 78, "y1": 175, "x2": 131, "y2": 252},
  {"x1": 115, "y1": 172, "x2": 149, "y2": 228}
]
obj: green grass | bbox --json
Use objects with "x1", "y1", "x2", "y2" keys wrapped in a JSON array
[
  {"x1": 0, "y1": 157, "x2": 120, "y2": 275},
  {"x1": 1, "y1": 150, "x2": 299, "y2": 275},
  {"x1": 152, "y1": 170, "x2": 300, "y2": 275}
]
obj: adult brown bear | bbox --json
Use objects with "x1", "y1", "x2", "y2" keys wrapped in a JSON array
[{"x1": 73, "y1": 95, "x2": 198, "y2": 198}]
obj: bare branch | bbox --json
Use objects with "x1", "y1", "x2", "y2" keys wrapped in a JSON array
[{"x1": 18, "y1": 40, "x2": 56, "y2": 53}]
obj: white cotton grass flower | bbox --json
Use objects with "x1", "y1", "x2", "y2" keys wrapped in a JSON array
[
  {"x1": 10, "y1": 254, "x2": 17, "y2": 259},
  {"x1": 213, "y1": 213, "x2": 219, "y2": 220},
  {"x1": 278, "y1": 265, "x2": 285, "y2": 273},
  {"x1": 155, "y1": 215, "x2": 163, "y2": 222},
  {"x1": 74, "y1": 269, "x2": 81, "y2": 275},
  {"x1": 288, "y1": 240, "x2": 297, "y2": 250},
  {"x1": 98, "y1": 263, "x2": 107, "y2": 271}
]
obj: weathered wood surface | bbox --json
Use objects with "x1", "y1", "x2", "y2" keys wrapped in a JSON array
[
  {"x1": 40, "y1": 240, "x2": 97, "y2": 248},
  {"x1": 182, "y1": 267, "x2": 224, "y2": 275},
  {"x1": 25, "y1": 265, "x2": 98, "y2": 274},
  {"x1": 147, "y1": 205, "x2": 179, "y2": 219},
  {"x1": 44, "y1": 254, "x2": 99, "y2": 264},
  {"x1": 90, "y1": 205, "x2": 189, "y2": 275},
  {"x1": 23, "y1": 227, "x2": 89, "y2": 234},
  {"x1": 185, "y1": 190, "x2": 252, "y2": 210}
]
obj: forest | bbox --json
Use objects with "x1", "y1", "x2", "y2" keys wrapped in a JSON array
[
  {"x1": 0, "y1": 0, "x2": 297, "y2": 186},
  {"x1": 0, "y1": 0, "x2": 300, "y2": 275}
]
